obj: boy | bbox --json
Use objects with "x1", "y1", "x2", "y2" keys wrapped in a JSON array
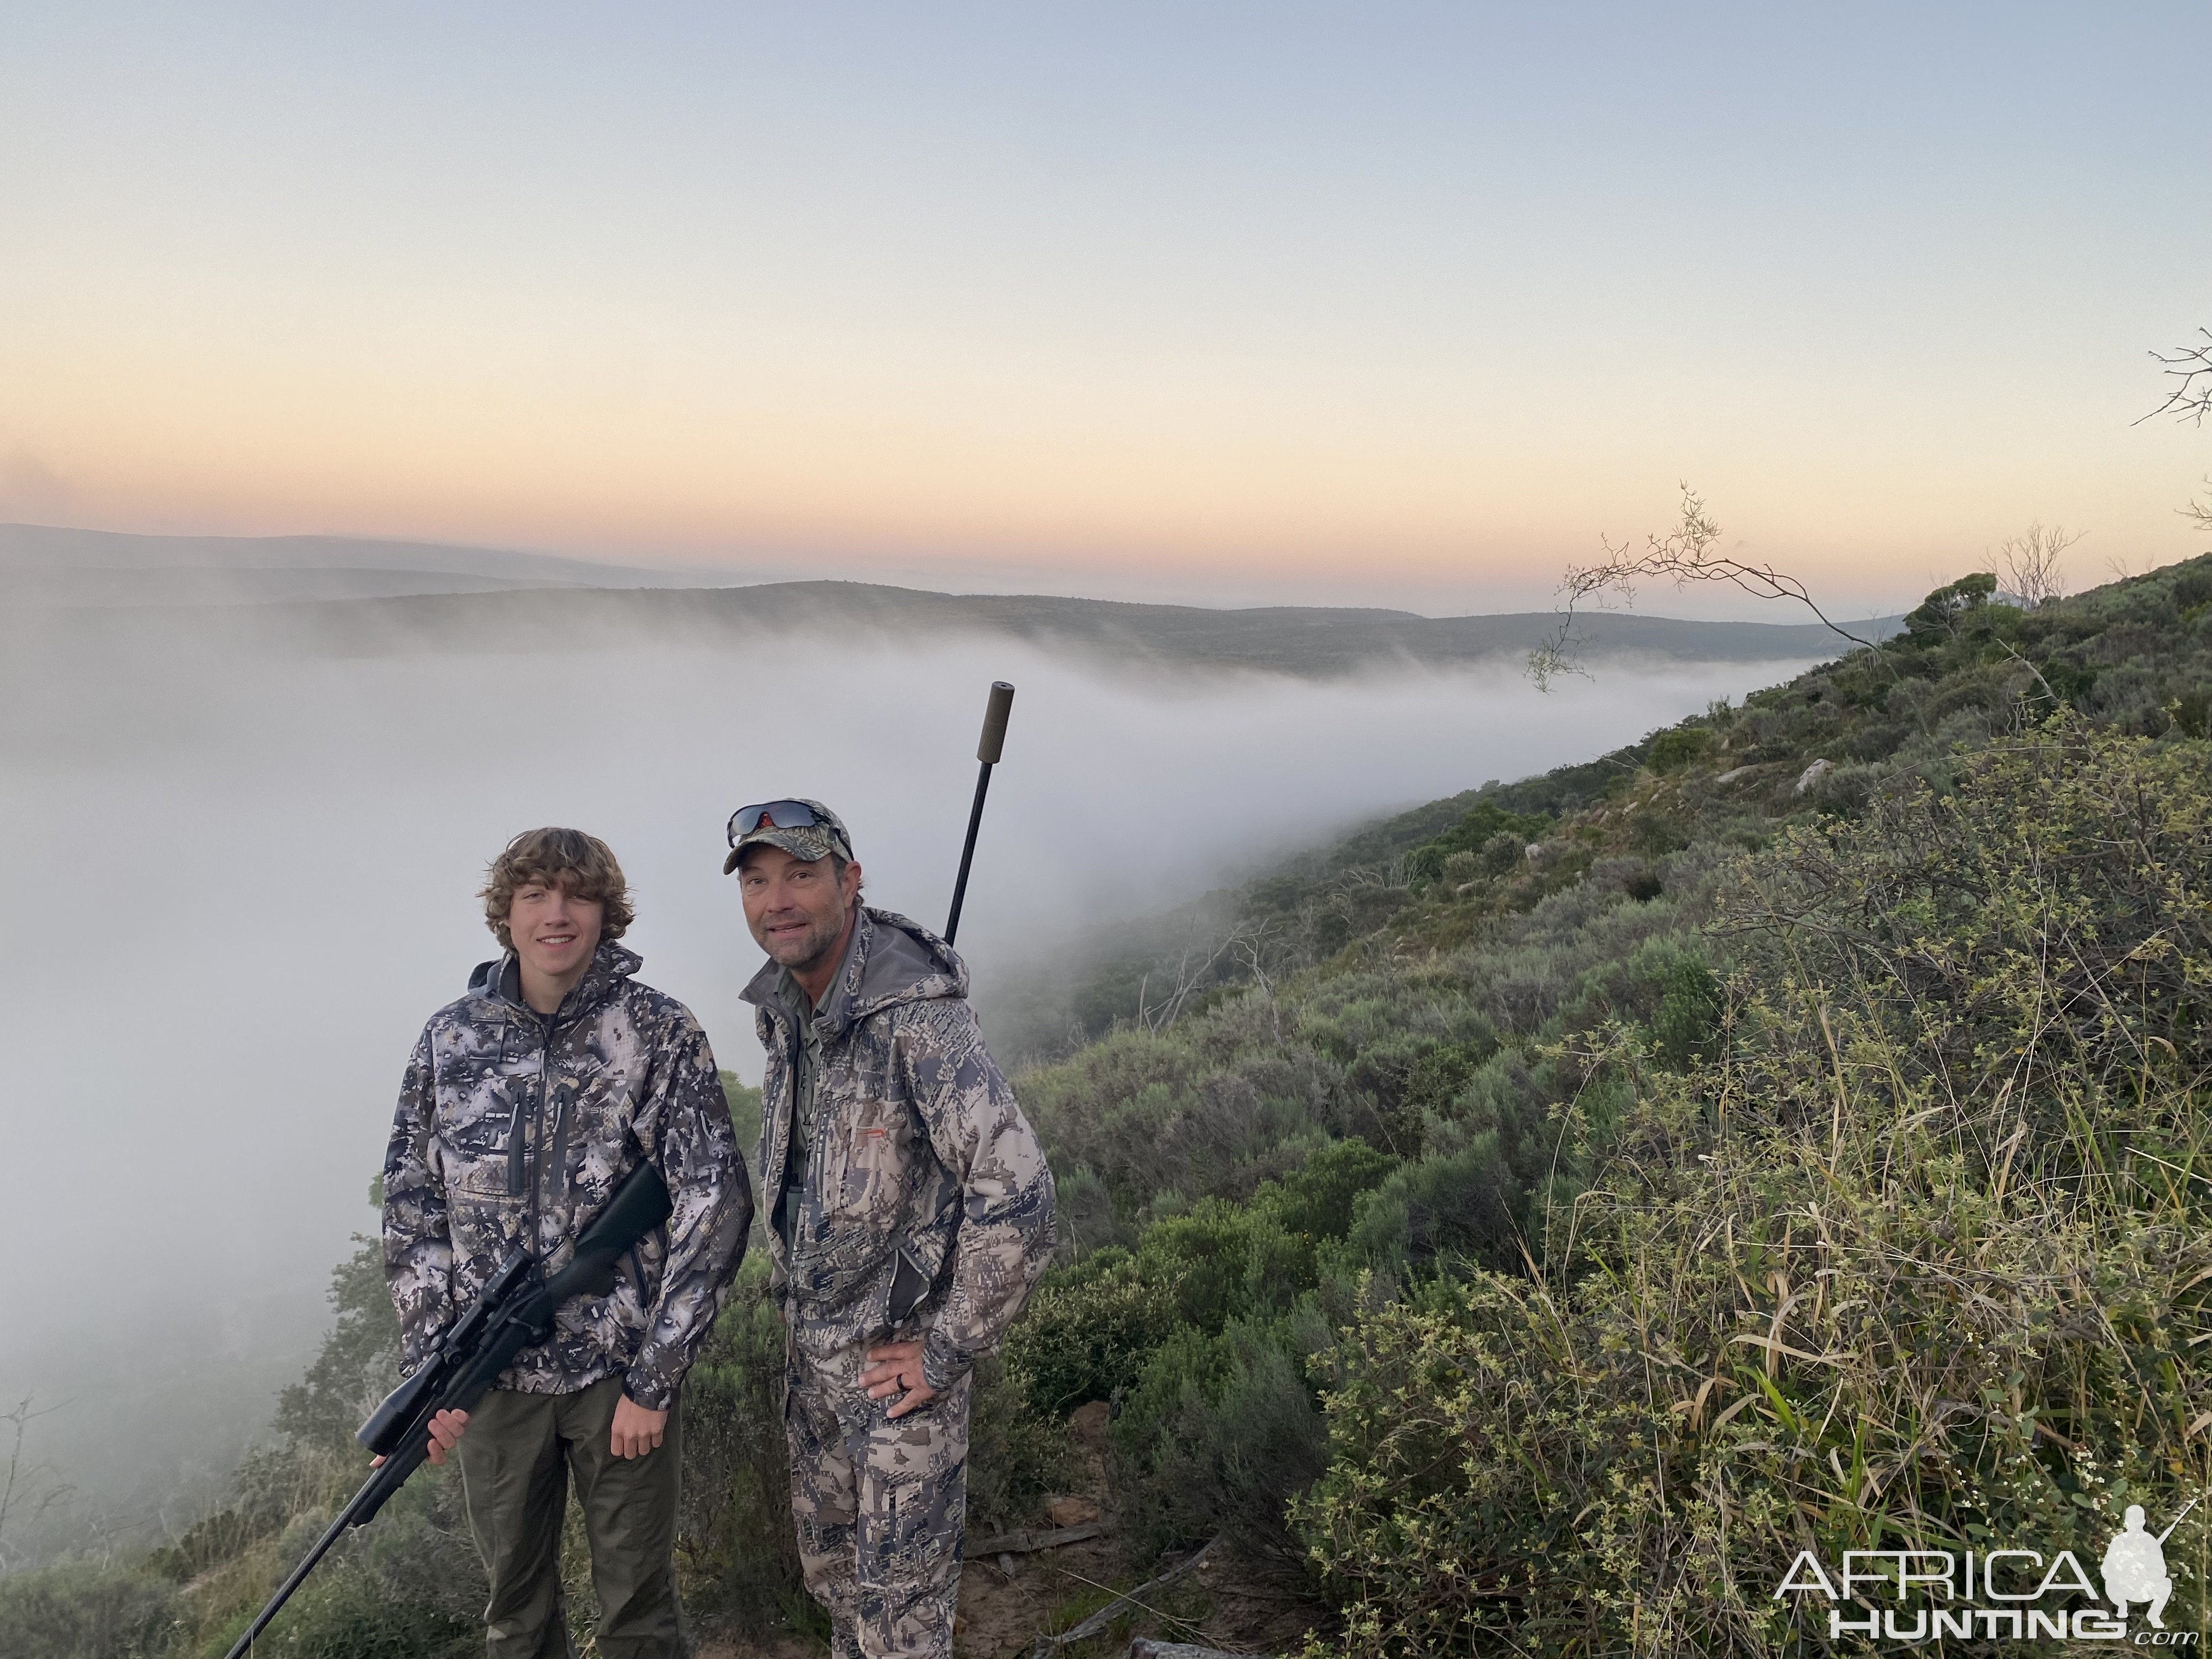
[{"x1": 384, "y1": 828, "x2": 753, "y2": 1658}]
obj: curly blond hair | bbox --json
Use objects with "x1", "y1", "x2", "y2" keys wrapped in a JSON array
[{"x1": 480, "y1": 827, "x2": 634, "y2": 950}]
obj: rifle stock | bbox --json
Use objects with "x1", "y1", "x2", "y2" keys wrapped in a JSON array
[{"x1": 222, "y1": 1160, "x2": 673, "y2": 1658}]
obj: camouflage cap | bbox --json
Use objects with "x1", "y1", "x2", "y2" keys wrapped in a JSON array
[{"x1": 723, "y1": 798, "x2": 855, "y2": 876}]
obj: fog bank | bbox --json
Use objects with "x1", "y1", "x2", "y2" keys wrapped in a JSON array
[{"x1": 0, "y1": 619, "x2": 1810, "y2": 1537}]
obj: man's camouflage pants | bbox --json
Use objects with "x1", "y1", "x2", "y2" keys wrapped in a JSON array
[{"x1": 785, "y1": 1335, "x2": 972, "y2": 1659}]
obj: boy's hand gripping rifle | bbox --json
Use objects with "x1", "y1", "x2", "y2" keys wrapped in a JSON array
[{"x1": 223, "y1": 1159, "x2": 673, "y2": 1658}]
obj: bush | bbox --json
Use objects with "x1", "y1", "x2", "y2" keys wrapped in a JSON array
[
  {"x1": 1114, "y1": 1316, "x2": 1330, "y2": 1559},
  {"x1": 964, "y1": 1352, "x2": 1071, "y2": 1536},
  {"x1": 1005, "y1": 1249, "x2": 1187, "y2": 1415},
  {"x1": 1344, "y1": 1136, "x2": 1520, "y2": 1276},
  {"x1": 1646, "y1": 949, "x2": 1722, "y2": 1067},
  {"x1": 145, "y1": 1506, "x2": 276, "y2": 1584},
  {"x1": 1646, "y1": 726, "x2": 1712, "y2": 773},
  {"x1": 273, "y1": 1231, "x2": 401, "y2": 1458},
  {"x1": 0, "y1": 1561, "x2": 178, "y2": 1659},
  {"x1": 678, "y1": 1256, "x2": 816, "y2": 1630},
  {"x1": 1407, "y1": 803, "x2": 1550, "y2": 882},
  {"x1": 211, "y1": 1555, "x2": 478, "y2": 1658}
]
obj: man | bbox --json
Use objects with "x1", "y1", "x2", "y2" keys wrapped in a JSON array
[
  {"x1": 726, "y1": 798, "x2": 1055, "y2": 1659},
  {"x1": 384, "y1": 827, "x2": 753, "y2": 1659}
]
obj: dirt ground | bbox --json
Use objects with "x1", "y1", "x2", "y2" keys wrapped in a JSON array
[{"x1": 696, "y1": 1403, "x2": 1317, "y2": 1659}]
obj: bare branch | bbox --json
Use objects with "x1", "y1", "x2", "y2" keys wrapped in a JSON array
[
  {"x1": 0, "y1": 1393, "x2": 74, "y2": 1567},
  {"x1": 1528, "y1": 486, "x2": 1884, "y2": 690},
  {"x1": 2136, "y1": 328, "x2": 2212, "y2": 427},
  {"x1": 2182, "y1": 477, "x2": 2212, "y2": 537}
]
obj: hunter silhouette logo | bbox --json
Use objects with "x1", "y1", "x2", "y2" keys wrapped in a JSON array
[
  {"x1": 2105, "y1": 1499, "x2": 2194, "y2": 1630},
  {"x1": 1773, "y1": 1497, "x2": 2204, "y2": 1645}
]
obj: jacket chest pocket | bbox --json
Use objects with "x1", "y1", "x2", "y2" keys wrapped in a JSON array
[
  {"x1": 829, "y1": 1105, "x2": 912, "y2": 1222},
  {"x1": 447, "y1": 1074, "x2": 533, "y2": 1200}
]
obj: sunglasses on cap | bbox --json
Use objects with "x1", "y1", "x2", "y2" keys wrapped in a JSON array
[{"x1": 726, "y1": 800, "x2": 832, "y2": 846}]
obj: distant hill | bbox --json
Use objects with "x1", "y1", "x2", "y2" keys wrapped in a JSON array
[
  {"x1": 18, "y1": 571, "x2": 1902, "y2": 680},
  {"x1": 3, "y1": 520, "x2": 1904, "y2": 676},
  {"x1": 0, "y1": 563, "x2": 561, "y2": 607},
  {"x1": 0, "y1": 521, "x2": 735, "y2": 607}
]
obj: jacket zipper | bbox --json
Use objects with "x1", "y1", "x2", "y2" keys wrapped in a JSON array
[
  {"x1": 505, "y1": 1075, "x2": 528, "y2": 1197},
  {"x1": 523, "y1": 1009, "x2": 553, "y2": 1256},
  {"x1": 787, "y1": 1015, "x2": 810, "y2": 1253},
  {"x1": 543, "y1": 1080, "x2": 573, "y2": 1218}
]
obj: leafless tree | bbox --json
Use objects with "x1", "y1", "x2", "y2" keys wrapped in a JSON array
[
  {"x1": 1135, "y1": 913, "x2": 1296, "y2": 1037},
  {"x1": 1230, "y1": 923, "x2": 1288, "y2": 1047},
  {"x1": 2138, "y1": 328, "x2": 2212, "y2": 426},
  {"x1": 1528, "y1": 486, "x2": 1883, "y2": 690},
  {"x1": 1136, "y1": 924, "x2": 1235, "y2": 1035},
  {"x1": 1997, "y1": 520, "x2": 2081, "y2": 608},
  {"x1": 0, "y1": 1393, "x2": 74, "y2": 1569}
]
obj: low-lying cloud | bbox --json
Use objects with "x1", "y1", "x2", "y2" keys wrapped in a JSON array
[{"x1": 0, "y1": 613, "x2": 1811, "y2": 1534}]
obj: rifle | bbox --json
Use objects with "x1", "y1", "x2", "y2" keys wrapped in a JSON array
[
  {"x1": 222, "y1": 1159, "x2": 673, "y2": 1658},
  {"x1": 945, "y1": 680, "x2": 1014, "y2": 945}
]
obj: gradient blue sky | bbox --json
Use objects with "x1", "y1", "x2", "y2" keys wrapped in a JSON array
[{"x1": 3, "y1": 2, "x2": 2206, "y2": 612}]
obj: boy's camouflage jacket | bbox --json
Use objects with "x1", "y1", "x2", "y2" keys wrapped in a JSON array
[
  {"x1": 744, "y1": 907, "x2": 1054, "y2": 1390},
  {"x1": 383, "y1": 941, "x2": 752, "y2": 1411}
]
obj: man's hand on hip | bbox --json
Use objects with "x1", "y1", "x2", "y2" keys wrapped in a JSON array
[
  {"x1": 861, "y1": 1341, "x2": 938, "y2": 1419},
  {"x1": 611, "y1": 1395, "x2": 668, "y2": 1459}
]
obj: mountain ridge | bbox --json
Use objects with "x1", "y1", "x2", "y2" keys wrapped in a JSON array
[
  {"x1": 15, "y1": 568, "x2": 1901, "y2": 680},
  {"x1": 0, "y1": 521, "x2": 696, "y2": 585}
]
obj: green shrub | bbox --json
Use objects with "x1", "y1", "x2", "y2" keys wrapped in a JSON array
[
  {"x1": 1261, "y1": 1138, "x2": 1396, "y2": 1243},
  {"x1": 1646, "y1": 726, "x2": 1712, "y2": 773},
  {"x1": 0, "y1": 1561, "x2": 178, "y2": 1659},
  {"x1": 1114, "y1": 1317, "x2": 1329, "y2": 1559},
  {"x1": 678, "y1": 1256, "x2": 814, "y2": 1629},
  {"x1": 1407, "y1": 803, "x2": 1550, "y2": 882},
  {"x1": 145, "y1": 1506, "x2": 276, "y2": 1584},
  {"x1": 1646, "y1": 950, "x2": 1722, "y2": 1066},
  {"x1": 1005, "y1": 1248, "x2": 1187, "y2": 1414},
  {"x1": 209, "y1": 1558, "x2": 477, "y2": 1658},
  {"x1": 964, "y1": 1352, "x2": 1072, "y2": 1536},
  {"x1": 1011, "y1": 1138, "x2": 1399, "y2": 1422},
  {"x1": 274, "y1": 1232, "x2": 399, "y2": 1457},
  {"x1": 1342, "y1": 1136, "x2": 1519, "y2": 1276}
]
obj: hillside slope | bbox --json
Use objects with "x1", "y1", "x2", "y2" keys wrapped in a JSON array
[
  {"x1": 996, "y1": 554, "x2": 2212, "y2": 1653},
  {"x1": 1005, "y1": 555, "x2": 2212, "y2": 1049}
]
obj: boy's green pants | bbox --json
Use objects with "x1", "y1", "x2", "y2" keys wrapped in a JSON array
[{"x1": 456, "y1": 1375, "x2": 686, "y2": 1659}]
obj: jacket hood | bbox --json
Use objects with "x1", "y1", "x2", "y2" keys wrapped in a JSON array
[
  {"x1": 467, "y1": 939, "x2": 644, "y2": 1022},
  {"x1": 740, "y1": 907, "x2": 965, "y2": 1040}
]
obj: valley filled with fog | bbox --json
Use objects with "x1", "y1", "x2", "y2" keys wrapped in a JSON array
[{"x1": 0, "y1": 612, "x2": 1814, "y2": 1550}]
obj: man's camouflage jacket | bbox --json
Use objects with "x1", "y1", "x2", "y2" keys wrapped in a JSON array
[
  {"x1": 744, "y1": 907, "x2": 1054, "y2": 1390},
  {"x1": 383, "y1": 940, "x2": 753, "y2": 1410}
]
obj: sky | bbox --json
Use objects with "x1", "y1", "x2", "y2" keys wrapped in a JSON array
[{"x1": 3, "y1": 2, "x2": 2208, "y2": 613}]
